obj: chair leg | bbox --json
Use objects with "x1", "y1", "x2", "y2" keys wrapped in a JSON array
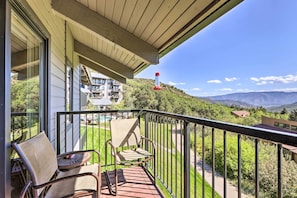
[
  {"x1": 104, "y1": 171, "x2": 113, "y2": 195},
  {"x1": 105, "y1": 156, "x2": 118, "y2": 196},
  {"x1": 154, "y1": 156, "x2": 156, "y2": 184},
  {"x1": 114, "y1": 162, "x2": 118, "y2": 196}
]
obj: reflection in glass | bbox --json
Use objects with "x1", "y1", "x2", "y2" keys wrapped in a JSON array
[{"x1": 10, "y1": 10, "x2": 42, "y2": 140}]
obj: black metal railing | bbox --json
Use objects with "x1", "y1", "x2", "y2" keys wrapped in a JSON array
[
  {"x1": 11, "y1": 112, "x2": 39, "y2": 142},
  {"x1": 56, "y1": 109, "x2": 297, "y2": 198}
]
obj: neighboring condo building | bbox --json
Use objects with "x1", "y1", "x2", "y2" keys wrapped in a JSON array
[
  {"x1": 255, "y1": 116, "x2": 297, "y2": 162},
  {"x1": 88, "y1": 72, "x2": 123, "y2": 110}
]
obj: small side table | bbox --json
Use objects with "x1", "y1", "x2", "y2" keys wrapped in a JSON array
[{"x1": 57, "y1": 152, "x2": 91, "y2": 170}]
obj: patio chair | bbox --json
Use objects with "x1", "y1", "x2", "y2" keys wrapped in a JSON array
[
  {"x1": 12, "y1": 132, "x2": 101, "y2": 198},
  {"x1": 105, "y1": 118, "x2": 155, "y2": 195}
]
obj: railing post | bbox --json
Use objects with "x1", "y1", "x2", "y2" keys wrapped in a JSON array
[
  {"x1": 56, "y1": 112, "x2": 61, "y2": 155},
  {"x1": 277, "y1": 144, "x2": 282, "y2": 198},
  {"x1": 144, "y1": 112, "x2": 149, "y2": 151},
  {"x1": 184, "y1": 121, "x2": 190, "y2": 198}
]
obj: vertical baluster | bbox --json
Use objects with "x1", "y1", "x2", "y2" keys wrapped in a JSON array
[
  {"x1": 212, "y1": 128, "x2": 215, "y2": 198},
  {"x1": 224, "y1": 130, "x2": 227, "y2": 198},
  {"x1": 255, "y1": 139, "x2": 259, "y2": 198},
  {"x1": 175, "y1": 120, "x2": 178, "y2": 197},
  {"x1": 166, "y1": 118, "x2": 169, "y2": 188},
  {"x1": 170, "y1": 119, "x2": 173, "y2": 196},
  {"x1": 180, "y1": 121, "x2": 183, "y2": 197},
  {"x1": 202, "y1": 125, "x2": 205, "y2": 198},
  {"x1": 163, "y1": 117, "x2": 165, "y2": 183},
  {"x1": 184, "y1": 121, "x2": 190, "y2": 198},
  {"x1": 194, "y1": 124, "x2": 197, "y2": 198},
  {"x1": 238, "y1": 134, "x2": 241, "y2": 198},
  {"x1": 277, "y1": 144, "x2": 282, "y2": 198}
]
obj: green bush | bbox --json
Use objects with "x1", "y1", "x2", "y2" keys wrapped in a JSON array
[
  {"x1": 202, "y1": 134, "x2": 254, "y2": 179},
  {"x1": 258, "y1": 145, "x2": 297, "y2": 197}
]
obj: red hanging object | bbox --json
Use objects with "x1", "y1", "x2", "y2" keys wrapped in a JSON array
[{"x1": 153, "y1": 72, "x2": 161, "y2": 90}]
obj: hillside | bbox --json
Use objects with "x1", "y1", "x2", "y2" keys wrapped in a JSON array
[
  {"x1": 120, "y1": 78, "x2": 236, "y2": 121},
  {"x1": 205, "y1": 91, "x2": 297, "y2": 108},
  {"x1": 114, "y1": 78, "x2": 287, "y2": 126},
  {"x1": 207, "y1": 99, "x2": 256, "y2": 108},
  {"x1": 267, "y1": 102, "x2": 297, "y2": 112}
]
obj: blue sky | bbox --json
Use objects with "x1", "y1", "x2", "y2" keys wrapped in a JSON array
[{"x1": 136, "y1": 0, "x2": 297, "y2": 97}]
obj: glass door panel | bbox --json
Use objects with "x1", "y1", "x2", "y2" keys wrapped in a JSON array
[{"x1": 10, "y1": 10, "x2": 42, "y2": 141}]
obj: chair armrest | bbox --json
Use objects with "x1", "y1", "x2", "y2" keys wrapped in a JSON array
[
  {"x1": 106, "y1": 139, "x2": 120, "y2": 164},
  {"x1": 58, "y1": 149, "x2": 100, "y2": 164},
  {"x1": 33, "y1": 172, "x2": 99, "y2": 190},
  {"x1": 140, "y1": 136, "x2": 156, "y2": 151},
  {"x1": 106, "y1": 140, "x2": 117, "y2": 155}
]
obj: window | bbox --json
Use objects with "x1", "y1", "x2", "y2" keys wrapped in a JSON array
[
  {"x1": 291, "y1": 125, "x2": 297, "y2": 131},
  {"x1": 278, "y1": 123, "x2": 284, "y2": 128},
  {"x1": 10, "y1": 8, "x2": 47, "y2": 138},
  {"x1": 274, "y1": 122, "x2": 280, "y2": 127},
  {"x1": 66, "y1": 65, "x2": 73, "y2": 111},
  {"x1": 66, "y1": 64, "x2": 73, "y2": 123},
  {"x1": 283, "y1": 124, "x2": 290, "y2": 130}
]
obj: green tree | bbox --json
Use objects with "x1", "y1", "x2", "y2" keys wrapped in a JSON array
[
  {"x1": 281, "y1": 107, "x2": 288, "y2": 114},
  {"x1": 288, "y1": 109, "x2": 297, "y2": 121},
  {"x1": 11, "y1": 77, "x2": 39, "y2": 113}
]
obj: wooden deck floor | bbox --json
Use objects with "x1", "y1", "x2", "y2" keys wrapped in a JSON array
[
  {"x1": 101, "y1": 166, "x2": 163, "y2": 198},
  {"x1": 11, "y1": 166, "x2": 163, "y2": 197}
]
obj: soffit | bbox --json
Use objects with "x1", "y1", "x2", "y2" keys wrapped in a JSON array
[{"x1": 51, "y1": 0, "x2": 243, "y2": 82}]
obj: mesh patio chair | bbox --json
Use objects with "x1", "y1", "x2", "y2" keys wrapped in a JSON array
[
  {"x1": 105, "y1": 118, "x2": 155, "y2": 195},
  {"x1": 12, "y1": 132, "x2": 101, "y2": 198}
]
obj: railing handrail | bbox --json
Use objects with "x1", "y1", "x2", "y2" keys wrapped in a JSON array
[
  {"x1": 143, "y1": 109, "x2": 297, "y2": 147},
  {"x1": 11, "y1": 112, "x2": 39, "y2": 116},
  {"x1": 56, "y1": 109, "x2": 140, "y2": 115},
  {"x1": 56, "y1": 109, "x2": 297, "y2": 147}
]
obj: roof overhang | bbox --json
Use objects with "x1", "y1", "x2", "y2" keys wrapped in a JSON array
[{"x1": 51, "y1": 0, "x2": 243, "y2": 82}]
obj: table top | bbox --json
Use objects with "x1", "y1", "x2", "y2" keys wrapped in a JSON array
[{"x1": 57, "y1": 152, "x2": 91, "y2": 170}]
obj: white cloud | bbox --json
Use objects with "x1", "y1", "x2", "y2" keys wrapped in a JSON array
[
  {"x1": 235, "y1": 87, "x2": 297, "y2": 93},
  {"x1": 225, "y1": 77, "x2": 239, "y2": 82},
  {"x1": 218, "y1": 88, "x2": 233, "y2": 91},
  {"x1": 259, "y1": 87, "x2": 297, "y2": 92},
  {"x1": 251, "y1": 74, "x2": 297, "y2": 85},
  {"x1": 168, "y1": 81, "x2": 185, "y2": 86},
  {"x1": 207, "y1": 79, "x2": 222, "y2": 84},
  {"x1": 191, "y1": 88, "x2": 201, "y2": 91},
  {"x1": 236, "y1": 88, "x2": 253, "y2": 92}
]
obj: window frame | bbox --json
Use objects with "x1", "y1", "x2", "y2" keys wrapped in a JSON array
[{"x1": 10, "y1": 0, "x2": 50, "y2": 134}]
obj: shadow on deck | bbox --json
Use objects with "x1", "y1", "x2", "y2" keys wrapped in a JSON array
[{"x1": 101, "y1": 166, "x2": 164, "y2": 198}]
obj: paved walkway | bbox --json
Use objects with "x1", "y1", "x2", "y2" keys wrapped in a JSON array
[{"x1": 172, "y1": 130, "x2": 249, "y2": 198}]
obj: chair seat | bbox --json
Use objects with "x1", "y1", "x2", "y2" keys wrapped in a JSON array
[
  {"x1": 116, "y1": 148, "x2": 153, "y2": 161},
  {"x1": 45, "y1": 164, "x2": 99, "y2": 198}
]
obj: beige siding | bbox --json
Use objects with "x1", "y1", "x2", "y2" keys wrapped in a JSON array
[
  {"x1": 72, "y1": 50, "x2": 82, "y2": 150},
  {"x1": 262, "y1": 116, "x2": 297, "y2": 130}
]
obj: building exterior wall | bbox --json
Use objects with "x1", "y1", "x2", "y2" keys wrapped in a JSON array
[
  {"x1": 262, "y1": 116, "x2": 297, "y2": 132},
  {"x1": 89, "y1": 72, "x2": 123, "y2": 109},
  {"x1": 261, "y1": 116, "x2": 297, "y2": 162}
]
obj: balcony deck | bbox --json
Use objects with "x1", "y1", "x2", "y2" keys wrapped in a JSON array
[
  {"x1": 101, "y1": 166, "x2": 163, "y2": 198},
  {"x1": 56, "y1": 110, "x2": 297, "y2": 197}
]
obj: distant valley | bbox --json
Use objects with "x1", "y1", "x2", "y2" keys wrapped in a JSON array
[{"x1": 203, "y1": 91, "x2": 297, "y2": 111}]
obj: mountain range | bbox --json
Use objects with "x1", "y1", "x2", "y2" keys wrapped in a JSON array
[{"x1": 204, "y1": 91, "x2": 297, "y2": 108}]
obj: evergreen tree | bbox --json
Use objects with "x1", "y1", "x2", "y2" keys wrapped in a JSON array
[
  {"x1": 289, "y1": 109, "x2": 297, "y2": 121},
  {"x1": 280, "y1": 107, "x2": 288, "y2": 114}
]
